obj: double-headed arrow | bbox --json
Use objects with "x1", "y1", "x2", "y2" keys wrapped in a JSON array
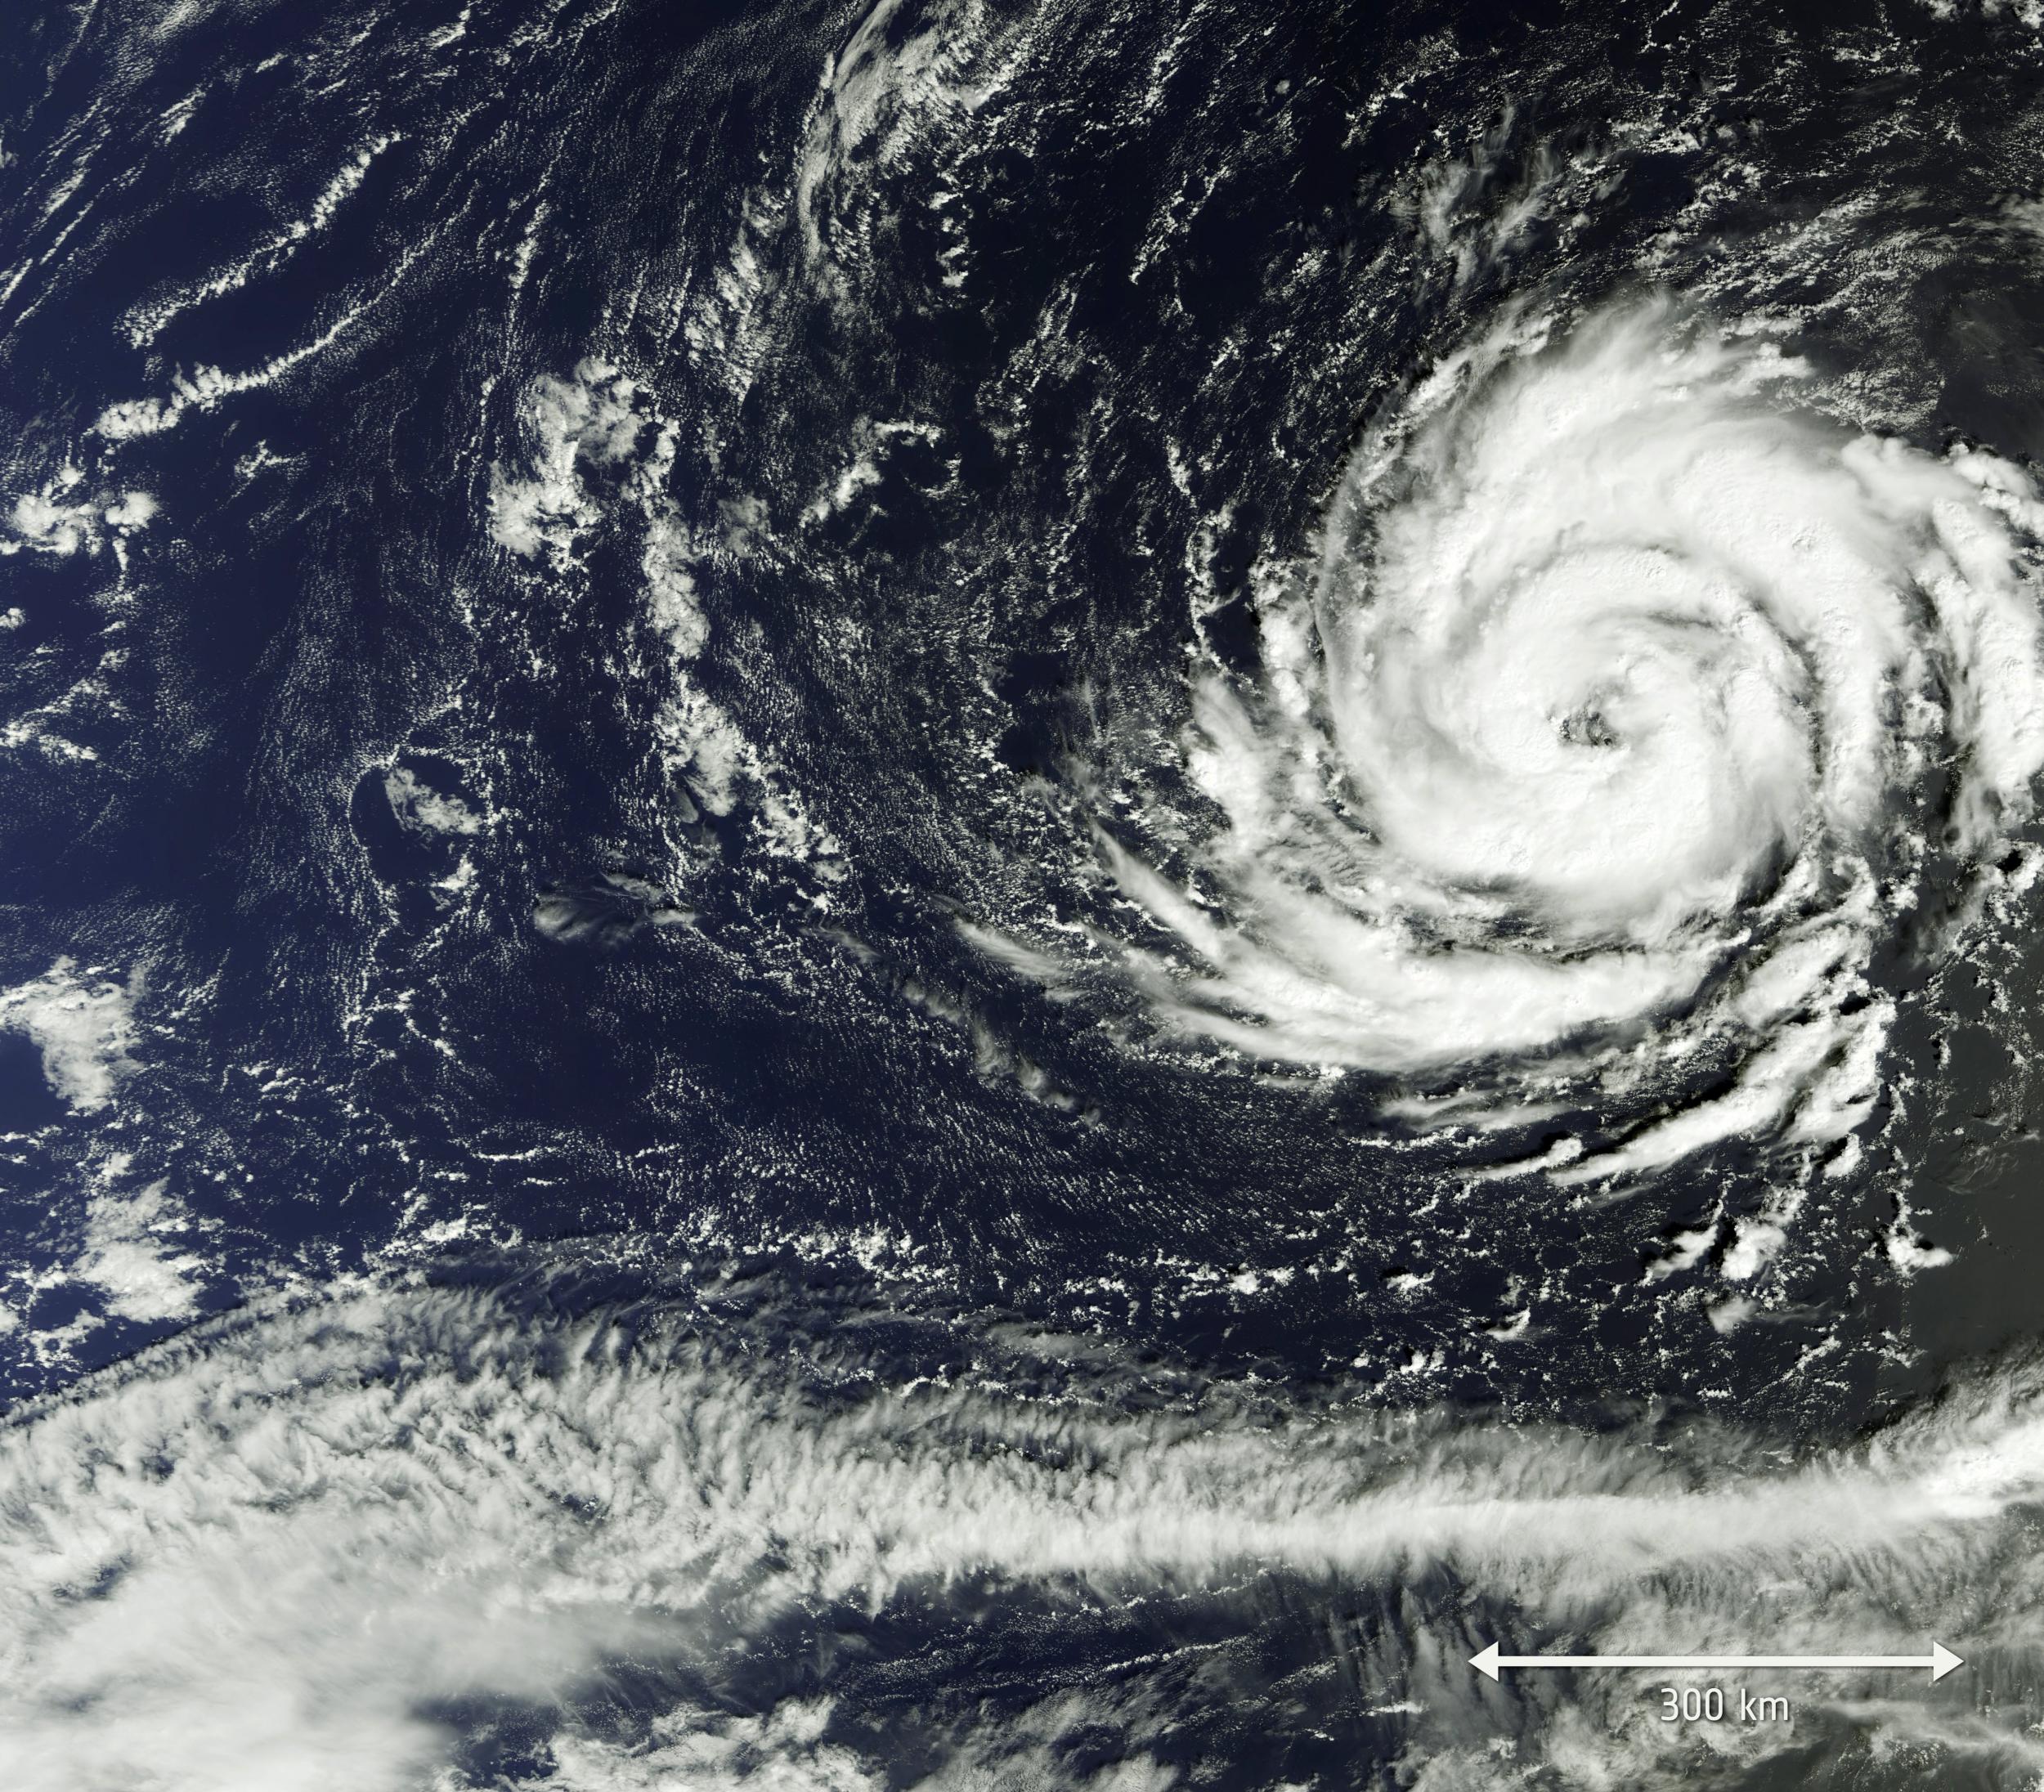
[{"x1": 1471, "y1": 1642, "x2": 1963, "y2": 1682}]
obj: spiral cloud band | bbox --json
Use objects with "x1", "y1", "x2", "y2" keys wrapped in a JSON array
[{"x1": 1087, "y1": 304, "x2": 2044, "y2": 1181}]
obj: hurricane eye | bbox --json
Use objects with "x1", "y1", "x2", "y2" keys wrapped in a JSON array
[{"x1": 1558, "y1": 706, "x2": 1620, "y2": 748}]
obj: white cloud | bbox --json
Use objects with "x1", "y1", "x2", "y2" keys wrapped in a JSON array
[
  {"x1": 0, "y1": 1280, "x2": 2037, "y2": 1790},
  {"x1": 487, "y1": 361, "x2": 643, "y2": 562},
  {"x1": 641, "y1": 518, "x2": 706, "y2": 660},
  {"x1": 488, "y1": 361, "x2": 840, "y2": 870},
  {"x1": 383, "y1": 765, "x2": 482, "y2": 837},
  {"x1": 2, "y1": 472, "x2": 156, "y2": 560},
  {"x1": 536, "y1": 1702, "x2": 881, "y2": 1792},
  {"x1": 976, "y1": 301, "x2": 2044, "y2": 1194},
  {"x1": 0, "y1": 958, "x2": 139, "y2": 1113},
  {"x1": 76, "y1": 1180, "x2": 203, "y2": 1323}
]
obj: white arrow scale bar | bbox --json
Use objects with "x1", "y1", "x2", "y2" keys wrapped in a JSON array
[{"x1": 1471, "y1": 1642, "x2": 1963, "y2": 1682}]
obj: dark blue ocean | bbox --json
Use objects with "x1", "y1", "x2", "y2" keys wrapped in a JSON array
[{"x1": 3, "y1": 1, "x2": 2044, "y2": 1785}]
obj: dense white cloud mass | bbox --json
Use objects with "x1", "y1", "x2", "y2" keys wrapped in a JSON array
[
  {"x1": 1073, "y1": 304, "x2": 2044, "y2": 1181},
  {"x1": 0, "y1": 1279, "x2": 2037, "y2": 1790},
  {"x1": 0, "y1": 958, "x2": 140, "y2": 1114},
  {"x1": 76, "y1": 1179, "x2": 204, "y2": 1324},
  {"x1": 487, "y1": 360, "x2": 649, "y2": 563}
]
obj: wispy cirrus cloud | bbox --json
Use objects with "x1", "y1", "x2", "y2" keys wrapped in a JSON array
[{"x1": 0, "y1": 1276, "x2": 2037, "y2": 1790}]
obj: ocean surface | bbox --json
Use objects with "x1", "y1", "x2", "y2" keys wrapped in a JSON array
[{"x1": 5, "y1": 1, "x2": 2044, "y2": 1785}]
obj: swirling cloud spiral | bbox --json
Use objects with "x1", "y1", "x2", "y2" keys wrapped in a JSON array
[{"x1": 1068, "y1": 305, "x2": 2044, "y2": 1182}]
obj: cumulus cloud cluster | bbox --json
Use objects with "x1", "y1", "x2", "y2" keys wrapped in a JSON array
[
  {"x1": 0, "y1": 1279, "x2": 2037, "y2": 1790},
  {"x1": 490, "y1": 360, "x2": 843, "y2": 867},
  {"x1": 486, "y1": 360, "x2": 651, "y2": 563},
  {"x1": 1076, "y1": 304, "x2": 2044, "y2": 1182},
  {"x1": 382, "y1": 764, "x2": 482, "y2": 838},
  {"x1": 0, "y1": 958, "x2": 140, "y2": 1114},
  {"x1": 2, "y1": 468, "x2": 156, "y2": 562}
]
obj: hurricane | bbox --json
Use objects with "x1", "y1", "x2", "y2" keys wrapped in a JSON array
[{"x1": 1049, "y1": 302, "x2": 2044, "y2": 1188}]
